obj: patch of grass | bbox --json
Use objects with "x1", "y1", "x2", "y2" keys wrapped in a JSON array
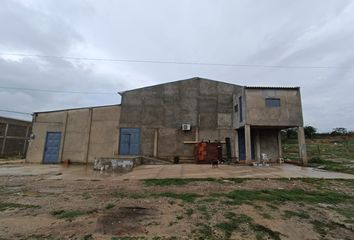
[
  {"x1": 25, "y1": 234, "x2": 54, "y2": 240},
  {"x1": 51, "y1": 209, "x2": 86, "y2": 219},
  {"x1": 215, "y1": 212, "x2": 253, "y2": 239},
  {"x1": 250, "y1": 224, "x2": 281, "y2": 240},
  {"x1": 196, "y1": 205, "x2": 210, "y2": 219},
  {"x1": 185, "y1": 208, "x2": 194, "y2": 216},
  {"x1": 308, "y1": 157, "x2": 354, "y2": 175},
  {"x1": 112, "y1": 191, "x2": 149, "y2": 199},
  {"x1": 194, "y1": 223, "x2": 215, "y2": 240},
  {"x1": 311, "y1": 220, "x2": 328, "y2": 236},
  {"x1": 335, "y1": 207, "x2": 354, "y2": 219},
  {"x1": 105, "y1": 203, "x2": 115, "y2": 209},
  {"x1": 144, "y1": 178, "x2": 248, "y2": 186},
  {"x1": 112, "y1": 237, "x2": 147, "y2": 240},
  {"x1": 283, "y1": 210, "x2": 310, "y2": 219},
  {"x1": 0, "y1": 202, "x2": 40, "y2": 211},
  {"x1": 219, "y1": 188, "x2": 353, "y2": 205},
  {"x1": 83, "y1": 234, "x2": 93, "y2": 240},
  {"x1": 156, "y1": 192, "x2": 201, "y2": 203},
  {"x1": 266, "y1": 204, "x2": 279, "y2": 210},
  {"x1": 197, "y1": 197, "x2": 218, "y2": 203}
]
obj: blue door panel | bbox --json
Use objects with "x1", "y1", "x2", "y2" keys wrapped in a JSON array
[
  {"x1": 43, "y1": 132, "x2": 61, "y2": 164},
  {"x1": 119, "y1": 128, "x2": 140, "y2": 155},
  {"x1": 238, "y1": 128, "x2": 246, "y2": 160},
  {"x1": 238, "y1": 128, "x2": 255, "y2": 160}
]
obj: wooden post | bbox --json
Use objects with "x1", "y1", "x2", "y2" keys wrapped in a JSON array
[{"x1": 1, "y1": 123, "x2": 9, "y2": 156}]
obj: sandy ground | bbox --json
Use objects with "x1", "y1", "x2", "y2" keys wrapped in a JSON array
[{"x1": 0, "y1": 164, "x2": 353, "y2": 240}]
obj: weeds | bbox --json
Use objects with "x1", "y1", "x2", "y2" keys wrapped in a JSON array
[
  {"x1": 0, "y1": 202, "x2": 40, "y2": 211},
  {"x1": 105, "y1": 203, "x2": 115, "y2": 209},
  {"x1": 51, "y1": 210, "x2": 86, "y2": 219},
  {"x1": 156, "y1": 192, "x2": 201, "y2": 203},
  {"x1": 283, "y1": 210, "x2": 310, "y2": 219},
  {"x1": 219, "y1": 188, "x2": 353, "y2": 205}
]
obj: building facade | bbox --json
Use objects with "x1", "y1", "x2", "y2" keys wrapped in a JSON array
[
  {"x1": 0, "y1": 116, "x2": 32, "y2": 157},
  {"x1": 26, "y1": 78, "x2": 307, "y2": 165}
]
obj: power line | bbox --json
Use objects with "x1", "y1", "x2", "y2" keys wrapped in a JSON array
[
  {"x1": 0, "y1": 86, "x2": 117, "y2": 95},
  {"x1": 0, "y1": 110, "x2": 32, "y2": 115},
  {"x1": 0, "y1": 52, "x2": 352, "y2": 70}
]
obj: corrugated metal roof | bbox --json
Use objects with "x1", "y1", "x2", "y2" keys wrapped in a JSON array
[{"x1": 34, "y1": 104, "x2": 121, "y2": 114}]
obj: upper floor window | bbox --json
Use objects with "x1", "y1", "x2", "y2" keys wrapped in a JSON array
[
  {"x1": 234, "y1": 104, "x2": 238, "y2": 112},
  {"x1": 265, "y1": 98, "x2": 281, "y2": 107}
]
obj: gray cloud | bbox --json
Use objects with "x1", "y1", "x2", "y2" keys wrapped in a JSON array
[{"x1": 0, "y1": 0, "x2": 354, "y2": 132}]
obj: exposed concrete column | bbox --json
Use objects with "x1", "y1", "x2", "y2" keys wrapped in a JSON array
[
  {"x1": 85, "y1": 109, "x2": 93, "y2": 164},
  {"x1": 60, "y1": 112, "x2": 69, "y2": 162},
  {"x1": 23, "y1": 125, "x2": 30, "y2": 155},
  {"x1": 1, "y1": 123, "x2": 9, "y2": 155},
  {"x1": 245, "y1": 125, "x2": 252, "y2": 161},
  {"x1": 234, "y1": 130, "x2": 239, "y2": 160},
  {"x1": 153, "y1": 128, "x2": 158, "y2": 157},
  {"x1": 255, "y1": 130, "x2": 261, "y2": 162},
  {"x1": 278, "y1": 131, "x2": 283, "y2": 159},
  {"x1": 297, "y1": 126, "x2": 307, "y2": 166}
]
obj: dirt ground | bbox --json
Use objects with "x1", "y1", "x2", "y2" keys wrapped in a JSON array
[{"x1": 0, "y1": 167, "x2": 354, "y2": 240}]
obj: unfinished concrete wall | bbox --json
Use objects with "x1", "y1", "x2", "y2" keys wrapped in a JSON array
[
  {"x1": 245, "y1": 88, "x2": 303, "y2": 127},
  {"x1": 119, "y1": 77, "x2": 242, "y2": 160},
  {"x1": 0, "y1": 117, "x2": 32, "y2": 157},
  {"x1": 26, "y1": 111, "x2": 66, "y2": 163},
  {"x1": 258, "y1": 129, "x2": 280, "y2": 161},
  {"x1": 26, "y1": 105, "x2": 120, "y2": 163},
  {"x1": 87, "y1": 106, "x2": 120, "y2": 162}
]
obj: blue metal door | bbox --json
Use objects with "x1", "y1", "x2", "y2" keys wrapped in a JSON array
[
  {"x1": 238, "y1": 128, "x2": 246, "y2": 160},
  {"x1": 119, "y1": 128, "x2": 140, "y2": 155},
  {"x1": 43, "y1": 132, "x2": 61, "y2": 163},
  {"x1": 238, "y1": 128, "x2": 255, "y2": 160}
]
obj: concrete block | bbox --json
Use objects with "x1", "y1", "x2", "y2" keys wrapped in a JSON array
[{"x1": 93, "y1": 158, "x2": 141, "y2": 172}]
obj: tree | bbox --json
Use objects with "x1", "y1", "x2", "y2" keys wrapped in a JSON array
[
  {"x1": 331, "y1": 127, "x2": 348, "y2": 136},
  {"x1": 304, "y1": 126, "x2": 317, "y2": 138},
  {"x1": 284, "y1": 128, "x2": 297, "y2": 139}
]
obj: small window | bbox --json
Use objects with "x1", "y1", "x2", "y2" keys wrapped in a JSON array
[
  {"x1": 266, "y1": 98, "x2": 281, "y2": 107},
  {"x1": 239, "y1": 96, "x2": 243, "y2": 122},
  {"x1": 234, "y1": 104, "x2": 238, "y2": 112}
]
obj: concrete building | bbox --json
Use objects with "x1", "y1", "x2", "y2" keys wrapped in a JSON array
[
  {"x1": 0, "y1": 116, "x2": 32, "y2": 157},
  {"x1": 26, "y1": 77, "x2": 307, "y2": 165}
]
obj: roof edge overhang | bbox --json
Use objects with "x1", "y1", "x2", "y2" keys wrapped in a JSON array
[{"x1": 34, "y1": 104, "x2": 121, "y2": 115}]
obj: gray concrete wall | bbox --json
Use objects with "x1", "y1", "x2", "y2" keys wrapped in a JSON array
[
  {"x1": 26, "y1": 105, "x2": 120, "y2": 163},
  {"x1": 0, "y1": 117, "x2": 32, "y2": 156},
  {"x1": 120, "y1": 78, "x2": 243, "y2": 159},
  {"x1": 258, "y1": 129, "x2": 280, "y2": 161},
  {"x1": 26, "y1": 111, "x2": 66, "y2": 163},
  {"x1": 245, "y1": 88, "x2": 303, "y2": 127}
]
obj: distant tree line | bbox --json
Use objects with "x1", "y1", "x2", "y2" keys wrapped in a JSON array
[{"x1": 282, "y1": 126, "x2": 354, "y2": 139}]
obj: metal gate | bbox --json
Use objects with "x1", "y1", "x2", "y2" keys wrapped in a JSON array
[
  {"x1": 119, "y1": 128, "x2": 140, "y2": 155},
  {"x1": 43, "y1": 132, "x2": 61, "y2": 164}
]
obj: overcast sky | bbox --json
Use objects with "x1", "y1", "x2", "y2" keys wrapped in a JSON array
[{"x1": 0, "y1": 0, "x2": 353, "y2": 132}]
